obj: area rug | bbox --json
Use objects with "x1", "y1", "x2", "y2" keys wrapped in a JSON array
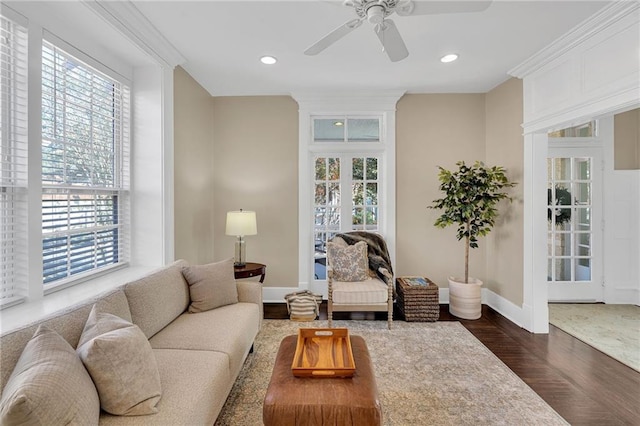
[
  {"x1": 549, "y1": 303, "x2": 640, "y2": 372},
  {"x1": 215, "y1": 320, "x2": 567, "y2": 425}
]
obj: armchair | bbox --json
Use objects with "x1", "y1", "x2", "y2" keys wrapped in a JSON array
[{"x1": 326, "y1": 231, "x2": 394, "y2": 329}]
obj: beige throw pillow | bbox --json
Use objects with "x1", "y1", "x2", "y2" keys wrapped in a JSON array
[
  {"x1": 327, "y1": 240, "x2": 369, "y2": 282},
  {"x1": 77, "y1": 305, "x2": 162, "y2": 416},
  {"x1": 182, "y1": 258, "x2": 238, "y2": 313},
  {"x1": 0, "y1": 325, "x2": 100, "y2": 426}
]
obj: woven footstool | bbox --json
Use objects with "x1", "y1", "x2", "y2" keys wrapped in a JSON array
[
  {"x1": 263, "y1": 334, "x2": 382, "y2": 426},
  {"x1": 396, "y1": 276, "x2": 440, "y2": 322}
]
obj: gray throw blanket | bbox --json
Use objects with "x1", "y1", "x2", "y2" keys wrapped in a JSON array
[{"x1": 335, "y1": 231, "x2": 393, "y2": 282}]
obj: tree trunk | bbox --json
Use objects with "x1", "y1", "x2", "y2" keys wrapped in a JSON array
[{"x1": 464, "y1": 226, "x2": 470, "y2": 284}]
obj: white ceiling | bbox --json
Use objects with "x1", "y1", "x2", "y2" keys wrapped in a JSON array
[{"x1": 132, "y1": 0, "x2": 609, "y2": 96}]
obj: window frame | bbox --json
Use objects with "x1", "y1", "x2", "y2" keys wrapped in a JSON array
[
  {"x1": 40, "y1": 38, "x2": 131, "y2": 292},
  {"x1": 294, "y1": 92, "x2": 402, "y2": 297},
  {"x1": 0, "y1": 10, "x2": 29, "y2": 308}
]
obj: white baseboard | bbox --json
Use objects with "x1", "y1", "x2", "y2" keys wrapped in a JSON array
[
  {"x1": 482, "y1": 288, "x2": 525, "y2": 328},
  {"x1": 263, "y1": 287, "x2": 301, "y2": 303}
]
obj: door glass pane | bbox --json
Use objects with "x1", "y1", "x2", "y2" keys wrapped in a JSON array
[
  {"x1": 352, "y1": 207, "x2": 363, "y2": 226},
  {"x1": 347, "y1": 118, "x2": 379, "y2": 142},
  {"x1": 328, "y1": 158, "x2": 340, "y2": 179},
  {"x1": 555, "y1": 258, "x2": 571, "y2": 281},
  {"x1": 352, "y1": 183, "x2": 363, "y2": 204},
  {"x1": 328, "y1": 183, "x2": 340, "y2": 205},
  {"x1": 366, "y1": 207, "x2": 377, "y2": 227},
  {"x1": 575, "y1": 259, "x2": 591, "y2": 281},
  {"x1": 315, "y1": 158, "x2": 326, "y2": 180},
  {"x1": 315, "y1": 183, "x2": 326, "y2": 204},
  {"x1": 366, "y1": 183, "x2": 378, "y2": 205},
  {"x1": 352, "y1": 158, "x2": 363, "y2": 180},
  {"x1": 575, "y1": 182, "x2": 590, "y2": 204},
  {"x1": 366, "y1": 158, "x2": 378, "y2": 180},
  {"x1": 556, "y1": 158, "x2": 572, "y2": 181},
  {"x1": 577, "y1": 208, "x2": 590, "y2": 230},
  {"x1": 553, "y1": 233, "x2": 572, "y2": 256}
]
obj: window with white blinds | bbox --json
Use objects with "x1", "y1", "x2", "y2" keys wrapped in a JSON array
[
  {"x1": 0, "y1": 13, "x2": 28, "y2": 306},
  {"x1": 41, "y1": 40, "x2": 130, "y2": 287}
]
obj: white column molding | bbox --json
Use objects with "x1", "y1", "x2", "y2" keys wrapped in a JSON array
[
  {"x1": 522, "y1": 133, "x2": 550, "y2": 333},
  {"x1": 292, "y1": 91, "x2": 404, "y2": 296},
  {"x1": 514, "y1": 1, "x2": 639, "y2": 333}
]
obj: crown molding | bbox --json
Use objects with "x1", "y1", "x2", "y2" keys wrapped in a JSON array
[
  {"x1": 81, "y1": 0, "x2": 185, "y2": 68},
  {"x1": 509, "y1": 1, "x2": 639, "y2": 78},
  {"x1": 292, "y1": 91, "x2": 406, "y2": 111}
]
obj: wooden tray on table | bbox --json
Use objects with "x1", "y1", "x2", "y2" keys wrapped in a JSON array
[{"x1": 291, "y1": 328, "x2": 356, "y2": 378}]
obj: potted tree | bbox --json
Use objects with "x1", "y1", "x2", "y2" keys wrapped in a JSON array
[{"x1": 429, "y1": 161, "x2": 516, "y2": 319}]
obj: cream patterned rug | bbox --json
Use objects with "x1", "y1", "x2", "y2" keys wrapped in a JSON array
[
  {"x1": 215, "y1": 320, "x2": 567, "y2": 425},
  {"x1": 549, "y1": 303, "x2": 640, "y2": 372}
]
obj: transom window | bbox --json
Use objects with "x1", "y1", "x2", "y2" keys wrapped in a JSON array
[
  {"x1": 41, "y1": 40, "x2": 130, "y2": 288},
  {"x1": 313, "y1": 117, "x2": 380, "y2": 142}
]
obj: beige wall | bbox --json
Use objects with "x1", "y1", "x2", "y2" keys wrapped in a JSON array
[
  {"x1": 396, "y1": 94, "x2": 487, "y2": 289},
  {"x1": 485, "y1": 78, "x2": 525, "y2": 306},
  {"x1": 174, "y1": 69, "x2": 526, "y2": 304},
  {"x1": 614, "y1": 108, "x2": 640, "y2": 170},
  {"x1": 173, "y1": 67, "x2": 215, "y2": 264},
  {"x1": 211, "y1": 96, "x2": 299, "y2": 288}
]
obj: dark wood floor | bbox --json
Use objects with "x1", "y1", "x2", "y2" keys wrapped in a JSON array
[{"x1": 264, "y1": 303, "x2": 640, "y2": 425}]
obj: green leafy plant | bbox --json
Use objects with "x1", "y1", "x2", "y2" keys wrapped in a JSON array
[
  {"x1": 429, "y1": 161, "x2": 516, "y2": 284},
  {"x1": 547, "y1": 186, "x2": 572, "y2": 226}
]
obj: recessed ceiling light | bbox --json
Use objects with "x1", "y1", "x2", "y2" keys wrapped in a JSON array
[
  {"x1": 333, "y1": 121, "x2": 344, "y2": 126},
  {"x1": 260, "y1": 55, "x2": 277, "y2": 65},
  {"x1": 440, "y1": 54, "x2": 459, "y2": 63}
]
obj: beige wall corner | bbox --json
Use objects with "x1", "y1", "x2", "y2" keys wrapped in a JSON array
[
  {"x1": 396, "y1": 94, "x2": 486, "y2": 289},
  {"x1": 212, "y1": 96, "x2": 299, "y2": 288},
  {"x1": 485, "y1": 78, "x2": 525, "y2": 306},
  {"x1": 174, "y1": 67, "x2": 215, "y2": 264},
  {"x1": 614, "y1": 108, "x2": 640, "y2": 170}
]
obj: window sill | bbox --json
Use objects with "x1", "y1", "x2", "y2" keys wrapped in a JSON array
[{"x1": 0, "y1": 265, "x2": 158, "y2": 334}]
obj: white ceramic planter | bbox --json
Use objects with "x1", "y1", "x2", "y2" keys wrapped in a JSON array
[{"x1": 448, "y1": 277, "x2": 483, "y2": 320}]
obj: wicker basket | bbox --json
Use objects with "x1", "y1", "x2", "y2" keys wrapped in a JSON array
[{"x1": 396, "y1": 277, "x2": 439, "y2": 322}]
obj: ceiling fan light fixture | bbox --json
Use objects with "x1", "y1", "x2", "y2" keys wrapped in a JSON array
[
  {"x1": 440, "y1": 53, "x2": 459, "y2": 63},
  {"x1": 260, "y1": 55, "x2": 277, "y2": 65}
]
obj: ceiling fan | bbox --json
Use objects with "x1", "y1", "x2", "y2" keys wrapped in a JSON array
[{"x1": 304, "y1": 0, "x2": 492, "y2": 62}]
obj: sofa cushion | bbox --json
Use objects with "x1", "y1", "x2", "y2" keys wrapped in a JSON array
[
  {"x1": 331, "y1": 278, "x2": 389, "y2": 304},
  {"x1": 124, "y1": 260, "x2": 190, "y2": 339},
  {"x1": 327, "y1": 240, "x2": 369, "y2": 281},
  {"x1": 77, "y1": 305, "x2": 162, "y2": 416},
  {"x1": 182, "y1": 258, "x2": 238, "y2": 313},
  {"x1": 149, "y1": 302, "x2": 259, "y2": 378},
  {"x1": 99, "y1": 349, "x2": 231, "y2": 426},
  {"x1": 0, "y1": 289, "x2": 131, "y2": 392},
  {"x1": 0, "y1": 325, "x2": 100, "y2": 426}
]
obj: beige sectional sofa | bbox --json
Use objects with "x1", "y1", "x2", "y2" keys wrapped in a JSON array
[{"x1": 0, "y1": 260, "x2": 263, "y2": 425}]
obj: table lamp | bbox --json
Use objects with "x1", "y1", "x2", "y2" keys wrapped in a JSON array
[{"x1": 225, "y1": 209, "x2": 257, "y2": 267}]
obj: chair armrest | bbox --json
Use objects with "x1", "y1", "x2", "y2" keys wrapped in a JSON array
[{"x1": 237, "y1": 281, "x2": 263, "y2": 324}]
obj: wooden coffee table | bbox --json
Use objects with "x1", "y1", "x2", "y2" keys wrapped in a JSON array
[{"x1": 263, "y1": 334, "x2": 382, "y2": 426}]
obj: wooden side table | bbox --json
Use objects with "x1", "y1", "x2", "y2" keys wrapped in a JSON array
[{"x1": 234, "y1": 262, "x2": 266, "y2": 283}]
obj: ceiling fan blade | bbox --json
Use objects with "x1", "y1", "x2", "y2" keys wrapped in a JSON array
[
  {"x1": 304, "y1": 18, "x2": 363, "y2": 56},
  {"x1": 396, "y1": 0, "x2": 492, "y2": 16},
  {"x1": 375, "y1": 19, "x2": 408, "y2": 62}
]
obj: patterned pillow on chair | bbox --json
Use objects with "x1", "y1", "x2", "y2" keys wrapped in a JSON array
[{"x1": 327, "y1": 240, "x2": 369, "y2": 281}]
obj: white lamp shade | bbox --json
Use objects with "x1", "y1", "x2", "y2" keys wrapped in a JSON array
[{"x1": 225, "y1": 210, "x2": 257, "y2": 236}]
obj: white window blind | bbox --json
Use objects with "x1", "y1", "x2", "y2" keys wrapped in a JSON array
[
  {"x1": 41, "y1": 40, "x2": 130, "y2": 287},
  {"x1": 0, "y1": 13, "x2": 28, "y2": 306}
]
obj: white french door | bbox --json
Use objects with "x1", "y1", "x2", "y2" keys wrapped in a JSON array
[
  {"x1": 547, "y1": 145, "x2": 603, "y2": 302},
  {"x1": 312, "y1": 155, "x2": 381, "y2": 281}
]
